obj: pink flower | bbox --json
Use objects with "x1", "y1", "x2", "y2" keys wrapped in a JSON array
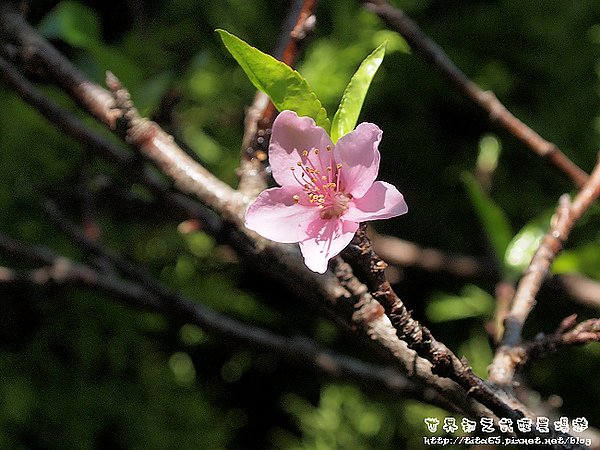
[{"x1": 245, "y1": 110, "x2": 408, "y2": 273}]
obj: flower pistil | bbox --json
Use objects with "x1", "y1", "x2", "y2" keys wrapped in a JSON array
[{"x1": 289, "y1": 147, "x2": 351, "y2": 219}]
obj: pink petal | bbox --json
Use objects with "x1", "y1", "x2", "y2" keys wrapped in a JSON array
[
  {"x1": 334, "y1": 123, "x2": 382, "y2": 198},
  {"x1": 298, "y1": 218, "x2": 359, "y2": 273},
  {"x1": 269, "y1": 111, "x2": 334, "y2": 188},
  {"x1": 245, "y1": 187, "x2": 318, "y2": 243},
  {"x1": 344, "y1": 181, "x2": 408, "y2": 222}
]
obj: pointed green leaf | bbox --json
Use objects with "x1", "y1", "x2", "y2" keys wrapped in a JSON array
[
  {"x1": 216, "y1": 29, "x2": 329, "y2": 131},
  {"x1": 330, "y1": 43, "x2": 386, "y2": 143},
  {"x1": 461, "y1": 172, "x2": 513, "y2": 264}
]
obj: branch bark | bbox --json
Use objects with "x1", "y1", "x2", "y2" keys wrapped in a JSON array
[{"x1": 489, "y1": 158, "x2": 600, "y2": 386}]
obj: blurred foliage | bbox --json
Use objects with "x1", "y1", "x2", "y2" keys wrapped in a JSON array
[{"x1": 1, "y1": 0, "x2": 600, "y2": 448}]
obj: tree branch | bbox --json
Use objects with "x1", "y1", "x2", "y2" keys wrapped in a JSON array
[
  {"x1": 489, "y1": 314, "x2": 600, "y2": 380},
  {"x1": 0, "y1": 230, "x2": 429, "y2": 402},
  {"x1": 0, "y1": 55, "x2": 224, "y2": 236},
  {"x1": 1, "y1": 7, "x2": 594, "y2": 444},
  {"x1": 342, "y1": 225, "x2": 588, "y2": 448},
  {"x1": 363, "y1": 0, "x2": 589, "y2": 189},
  {"x1": 238, "y1": 0, "x2": 318, "y2": 197},
  {"x1": 489, "y1": 157, "x2": 600, "y2": 386},
  {"x1": 369, "y1": 228, "x2": 493, "y2": 278}
]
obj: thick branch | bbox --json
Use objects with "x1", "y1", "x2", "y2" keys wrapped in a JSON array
[
  {"x1": 363, "y1": 0, "x2": 589, "y2": 189},
  {"x1": 342, "y1": 225, "x2": 587, "y2": 448},
  {"x1": 332, "y1": 256, "x2": 492, "y2": 417},
  {"x1": 106, "y1": 72, "x2": 248, "y2": 222}
]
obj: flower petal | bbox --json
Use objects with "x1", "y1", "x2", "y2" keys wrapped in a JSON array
[
  {"x1": 269, "y1": 111, "x2": 334, "y2": 188},
  {"x1": 245, "y1": 187, "x2": 318, "y2": 243},
  {"x1": 334, "y1": 122, "x2": 382, "y2": 198},
  {"x1": 344, "y1": 181, "x2": 408, "y2": 222},
  {"x1": 298, "y1": 218, "x2": 359, "y2": 273}
]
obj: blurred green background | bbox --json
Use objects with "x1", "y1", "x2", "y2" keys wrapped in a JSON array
[{"x1": 1, "y1": 0, "x2": 600, "y2": 448}]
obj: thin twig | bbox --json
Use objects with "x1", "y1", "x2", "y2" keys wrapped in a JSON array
[
  {"x1": 0, "y1": 55, "x2": 224, "y2": 236},
  {"x1": 363, "y1": 0, "x2": 589, "y2": 189},
  {"x1": 524, "y1": 315, "x2": 600, "y2": 357},
  {"x1": 489, "y1": 158, "x2": 600, "y2": 386},
  {"x1": 490, "y1": 315, "x2": 600, "y2": 378},
  {"x1": 0, "y1": 230, "x2": 426, "y2": 400},
  {"x1": 238, "y1": 0, "x2": 319, "y2": 197},
  {"x1": 369, "y1": 229, "x2": 492, "y2": 278}
]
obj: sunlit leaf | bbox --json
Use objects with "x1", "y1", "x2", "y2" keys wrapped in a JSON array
[
  {"x1": 461, "y1": 172, "x2": 512, "y2": 264},
  {"x1": 216, "y1": 29, "x2": 330, "y2": 130},
  {"x1": 330, "y1": 42, "x2": 386, "y2": 143},
  {"x1": 504, "y1": 211, "x2": 551, "y2": 277}
]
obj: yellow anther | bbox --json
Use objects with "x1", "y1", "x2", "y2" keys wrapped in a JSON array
[
  {"x1": 302, "y1": 149, "x2": 308, "y2": 157},
  {"x1": 326, "y1": 145, "x2": 332, "y2": 151},
  {"x1": 321, "y1": 176, "x2": 327, "y2": 181},
  {"x1": 336, "y1": 163, "x2": 342, "y2": 169},
  {"x1": 297, "y1": 161, "x2": 302, "y2": 166},
  {"x1": 314, "y1": 148, "x2": 320, "y2": 155},
  {"x1": 293, "y1": 195, "x2": 299, "y2": 203}
]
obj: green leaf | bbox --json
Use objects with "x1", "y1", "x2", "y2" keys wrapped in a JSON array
[
  {"x1": 330, "y1": 42, "x2": 386, "y2": 143},
  {"x1": 38, "y1": 1, "x2": 101, "y2": 49},
  {"x1": 426, "y1": 285, "x2": 494, "y2": 323},
  {"x1": 216, "y1": 29, "x2": 329, "y2": 131},
  {"x1": 504, "y1": 211, "x2": 551, "y2": 278},
  {"x1": 461, "y1": 172, "x2": 513, "y2": 264},
  {"x1": 554, "y1": 238, "x2": 600, "y2": 278}
]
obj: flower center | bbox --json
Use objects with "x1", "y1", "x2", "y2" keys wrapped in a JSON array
[{"x1": 290, "y1": 146, "x2": 351, "y2": 219}]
